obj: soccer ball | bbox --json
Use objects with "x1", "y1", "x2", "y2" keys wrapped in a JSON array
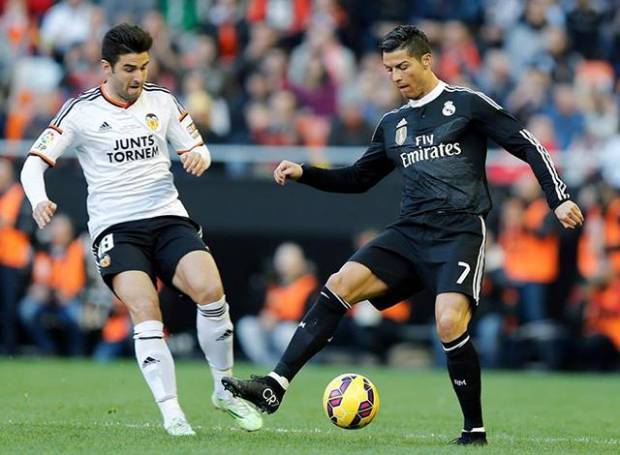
[{"x1": 322, "y1": 373, "x2": 380, "y2": 429}]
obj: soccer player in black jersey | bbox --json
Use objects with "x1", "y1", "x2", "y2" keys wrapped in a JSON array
[{"x1": 223, "y1": 25, "x2": 584, "y2": 445}]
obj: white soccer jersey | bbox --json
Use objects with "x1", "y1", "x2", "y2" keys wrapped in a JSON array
[{"x1": 28, "y1": 83, "x2": 208, "y2": 241}]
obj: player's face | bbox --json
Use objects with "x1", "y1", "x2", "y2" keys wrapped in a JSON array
[
  {"x1": 103, "y1": 52, "x2": 150, "y2": 102},
  {"x1": 383, "y1": 48, "x2": 432, "y2": 100}
]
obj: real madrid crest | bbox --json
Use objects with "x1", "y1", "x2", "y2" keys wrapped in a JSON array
[
  {"x1": 145, "y1": 113, "x2": 160, "y2": 131},
  {"x1": 395, "y1": 118, "x2": 407, "y2": 145},
  {"x1": 442, "y1": 101, "x2": 456, "y2": 116}
]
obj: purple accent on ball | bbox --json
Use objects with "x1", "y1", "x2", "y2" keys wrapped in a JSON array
[
  {"x1": 358, "y1": 408, "x2": 372, "y2": 418},
  {"x1": 350, "y1": 415, "x2": 362, "y2": 427},
  {"x1": 329, "y1": 398, "x2": 342, "y2": 407},
  {"x1": 329, "y1": 389, "x2": 341, "y2": 398},
  {"x1": 339, "y1": 379, "x2": 352, "y2": 393},
  {"x1": 359, "y1": 401, "x2": 371, "y2": 410},
  {"x1": 327, "y1": 404, "x2": 334, "y2": 417},
  {"x1": 367, "y1": 388, "x2": 374, "y2": 404}
]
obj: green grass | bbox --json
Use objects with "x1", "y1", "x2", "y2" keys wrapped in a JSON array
[{"x1": 0, "y1": 359, "x2": 618, "y2": 454}]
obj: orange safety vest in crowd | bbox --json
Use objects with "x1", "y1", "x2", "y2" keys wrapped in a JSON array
[
  {"x1": 586, "y1": 277, "x2": 620, "y2": 350},
  {"x1": 0, "y1": 183, "x2": 31, "y2": 268},
  {"x1": 501, "y1": 198, "x2": 559, "y2": 283},
  {"x1": 604, "y1": 198, "x2": 620, "y2": 274},
  {"x1": 265, "y1": 273, "x2": 318, "y2": 321},
  {"x1": 577, "y1": 205, "x2": 604, "y2": 279},
  {"x1": 32, "y1": 239, "x2": 86, "y2": 299}
]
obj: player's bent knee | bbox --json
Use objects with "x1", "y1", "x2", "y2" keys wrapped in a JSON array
[
  {"x1": 325, "y1": 272, "x2": 354, "y2": 302},
  {"x1": 435, "y1": 311, "x2": 466, "y2": 342},
  {"x1": 189, "y1": 282, "x2": 224, "y2": 306},
  {"x1": 125, "y1": 298, "x2": 160, "y2": 322}
]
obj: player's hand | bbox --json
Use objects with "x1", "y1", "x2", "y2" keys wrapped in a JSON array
[
  {"x1": 181, "y1": 151, "x2": 209, "y2": 176},
  {"x1": 273, "y1": 160, "x2": 303, "y2": 185},
  {"x1": 33, "y1": 200, "x2": 57, "y2": 229},
  {"x1": 554, "y1": 200, "x2": 584, "y2": 229}
]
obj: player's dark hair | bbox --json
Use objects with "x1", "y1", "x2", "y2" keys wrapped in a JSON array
[
  {"x1": 379, "y1": 25, "x2": 431, "y2": 59},
  {"x1": 101, "y1": 23, "x2": 153, "y2": 66}
]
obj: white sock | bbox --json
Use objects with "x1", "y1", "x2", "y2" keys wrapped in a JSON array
[
  {"x1": 196, "y1": 296, "x2": 234, "y2": 398},
  {"x1": 134, "y1": 320, "x2": 185, "y2": 426},
  {"x1": 268, "y1": 372, "x2": 289, "y2": 390}
]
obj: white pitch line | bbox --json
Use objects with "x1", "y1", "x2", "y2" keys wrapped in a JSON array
[{"x1": 3, "y1": 420, "x2": 619, "y2": 446}]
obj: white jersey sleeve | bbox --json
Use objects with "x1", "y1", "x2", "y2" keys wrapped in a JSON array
[
  {"x1": 164, "y1": 94, "x2": 211, "y2": 161},
  {"x1": 29, "y1": 98, "x2": 82, "y2": 166}
]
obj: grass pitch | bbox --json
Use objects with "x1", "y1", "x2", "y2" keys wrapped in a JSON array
[{"x1": 1, "y1": 359, "x2": 618, "y2": 454}]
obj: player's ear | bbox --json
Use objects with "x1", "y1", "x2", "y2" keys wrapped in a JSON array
[
  {"x1": 421, "y1": 53, "x2": 432, "y2": 70},
  {"x1": 101, "y1": 59, "x2": 113, "y2": 75}
]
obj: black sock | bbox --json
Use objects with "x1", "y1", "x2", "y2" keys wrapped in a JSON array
[
  {"x1": 274, "y1": 287, "x2": 349, "y2": 381},
  {"x1": 443, "y1": 332, "x2": 483, "y2": 431}
]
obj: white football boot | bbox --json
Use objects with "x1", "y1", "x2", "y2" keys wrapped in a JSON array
[
  {"x1": 212, "y1": 392, "x2": 263, "y2": 431},
  {"x1": 164, "y1": 416, "x2": 196, "y2": 436}
]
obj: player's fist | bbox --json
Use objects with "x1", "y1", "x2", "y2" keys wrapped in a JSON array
[
  {"x1": 181, "y1": 150, "x2": 210, "y2": 176},
  {"x1": 554, "y1": 200, "x2": 584, "y2": 229},
  {"x1": 33, "y1": 200, "x2": 57, "y2": 229},
  {"x1": 273, "y1": 160, "x2": 303, "y2": 186}
]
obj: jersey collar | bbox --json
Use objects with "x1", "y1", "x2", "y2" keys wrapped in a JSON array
[
  {"x1": 100, "y1": 83, "x2": 139, "y2": 109},
  {"x1": 407, "y1": 80, "x2": 446, "y2": 108}
]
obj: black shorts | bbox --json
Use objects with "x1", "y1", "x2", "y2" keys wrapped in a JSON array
[
  {"x1": 91, "y1": 215, "x2": 209, "y2": 291},
  {"x1": 349, "y1": 212, "x2": 486, "y2": 310}
]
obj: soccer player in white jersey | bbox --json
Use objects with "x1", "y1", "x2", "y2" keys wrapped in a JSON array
[{"x1": 20, "y1": 23, "x2": 262, "y2": 436}]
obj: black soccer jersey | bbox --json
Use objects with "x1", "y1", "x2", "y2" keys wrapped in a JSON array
[{"x1": 299, "y1": 81, "x2": 570, "y2": 218}]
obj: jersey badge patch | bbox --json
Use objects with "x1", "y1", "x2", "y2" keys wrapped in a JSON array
[
  {"x1": 145, "y1": 113, "x2": 160, "y2": 131},
  {"x1": 99, "y1": 254, "x2": 111, "y2": 268},
  {"x1": 395, "y1": 118, "x2": 408, "y2": 145},
  {"x1": 442, "y1": 101, "x2": 456, "y2": 116},
  {"x1": 34, "y1": 130, "x2": 57, "y2": 152}
]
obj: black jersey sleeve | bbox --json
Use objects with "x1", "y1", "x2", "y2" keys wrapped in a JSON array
[
  {"x1": 470, "y1": 92, "x2": 570, "y2": 210},
  {"x1": 297, "y1": 121, "x2": 394, "y2": 193}
]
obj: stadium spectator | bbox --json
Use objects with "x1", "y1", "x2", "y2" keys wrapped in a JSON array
[
  {"x1": 544, "y1": 84, "x2": 586, "y2": 151},
  {"x1": 474, "y1": 49, "x2": 515, "y2": 106},
  {"x1": 288, "y1": 15, "x2": 356, "y2": 88},
  {"x1": 565, "y1": 0, "x2": 604, "y2": 60},
  {"x1": 436, "y1": 21, "x2": 481, "y2": 83},
  {"x1": 579, "y1": 272, "x2": 620, "y2": 370},
  {"x1": 500, "y1": 177, "x2": 560, "y2": 323},
  {"x1": 289, "y1": 53, "x2": 337, "y2": 117},
  {"x1": 327, "y1": 91, "x2": 375, "y2": 146},
  {"x1": 39, "y1": 0, "x2": 102, "y2": 59},
  {"x1": 93, "y1": 297, "x2": 132, "y2": 362},
  {"x1": 0, "y1": 158, "x2": 32, "y2": 355},
  {"x1": 504, "y1": 0, "x2": 551, "y2": 77},
  {"x1": 237, "y1": 242, "x2": 318, "y2": 365},
  {"x1": 202, "y1": 0, "x2": 248, "y2": 65},
  {"x1": 18, "y1": 214, "x2": 85, "y2": 356}
]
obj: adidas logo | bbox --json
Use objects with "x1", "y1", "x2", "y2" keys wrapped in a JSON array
[
  {"x1": 142, "y1": 356, "x2": 160, "y2": 368},
  {"x1": 215, "y1": 329, "x2": 233, "y2": 341},
  {"x1": 98, "y1": 121, "x2": 112, "y2": 132}
]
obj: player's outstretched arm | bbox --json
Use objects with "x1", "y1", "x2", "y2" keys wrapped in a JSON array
[
  {"x1": 21, "y1": 155, "x2": 57, "y2": 229},
  {"x1": 273, "y1": 160, "x2": 303, "y2": 185},
  {"x1": 553, "y1": 200, "x2": 584, "y2": 230}
]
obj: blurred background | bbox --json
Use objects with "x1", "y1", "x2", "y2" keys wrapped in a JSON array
[{"x1": 0, "y1": 0, "x2": 619, "y2": 372}]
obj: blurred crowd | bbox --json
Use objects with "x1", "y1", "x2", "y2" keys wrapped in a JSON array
[
  {"x1": 0, "y1": 0, "x2": 618, "y2": 156},
  {"x1": 0, "y1": 0, "x2": 620, "y2": 370},
  {"x1": 2, "y1": 148, "x2": 620, "y2": 371}
]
